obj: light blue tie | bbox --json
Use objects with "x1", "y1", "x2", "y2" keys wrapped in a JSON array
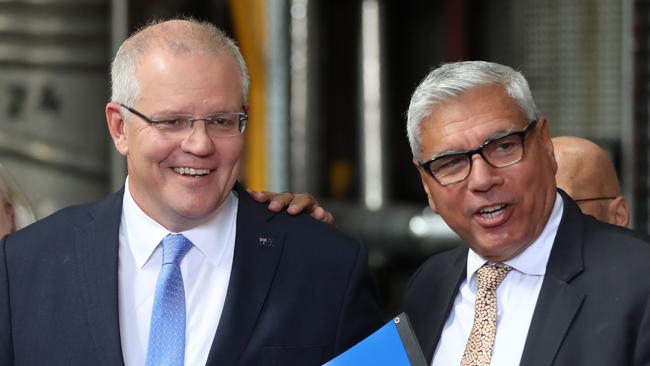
[{"x1": 146, "y1": 233, "x2": 193, "y2": 366}]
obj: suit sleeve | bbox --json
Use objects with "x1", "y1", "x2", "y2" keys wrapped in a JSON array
[
  {"x1": 333, "y1": 243, "x2": 384, "y2": 355},
  {"x1": 634, "y1": 294, "x2": 650, "y2": 366},
  {"x1": 0, "y1": 236, "x2": 14, "y2": 365}
]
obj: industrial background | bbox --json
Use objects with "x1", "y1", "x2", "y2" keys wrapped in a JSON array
[{"x1": 0, "y1": 0, "x2": 644, "y2": 314}]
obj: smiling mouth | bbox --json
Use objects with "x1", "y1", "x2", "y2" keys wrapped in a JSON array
[
  {"x1": 173, "y1": 167, "x2": 212, "y2": 177},
  {"x1": 478, "y1": 204, "x2": 507, "y2": 219}
]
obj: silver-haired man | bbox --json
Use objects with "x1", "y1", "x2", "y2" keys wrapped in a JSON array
[{"x1": 402, "y1": 61, "x2": 650, "y2": 366}]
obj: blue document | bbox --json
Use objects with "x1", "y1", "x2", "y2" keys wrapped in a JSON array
[{"x1": 323, "y1": 313, "x2": 427, "y2": 366}]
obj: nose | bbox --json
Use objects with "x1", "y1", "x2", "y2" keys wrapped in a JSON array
[
  {"x1": 466, "y1": 154, "x2": 501, "y2": 192},
  {"x1": 180, "y1": 120, "x2": 216, "y2": 156}
]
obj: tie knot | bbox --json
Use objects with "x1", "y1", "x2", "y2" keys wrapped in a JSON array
[
  {"x1": 476, "y1": 263, "x2": 512, "y2": 291},
  {"x1": 161, "y1": 234, "x2": 193, "y2": 265}
]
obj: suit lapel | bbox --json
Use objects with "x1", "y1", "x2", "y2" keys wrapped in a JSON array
[
  {"x1": 519, "y1": 191, "x2": 586, "y2": 366},
  {"x1": 74, "y1": 189, "x2": 125, "y2": 366},
  {"x1": 206, "y1": 185, "x2": 285, "y2": 365},
  {"x1": 411, "y1": 248, "x2": 467, "y2": 362}
]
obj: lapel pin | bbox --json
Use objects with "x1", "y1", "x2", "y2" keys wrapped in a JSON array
[{"x1": 258, "y1": 237, "x2": 274, "y2": 247}]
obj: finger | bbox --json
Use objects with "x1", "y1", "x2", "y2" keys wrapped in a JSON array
[
  {"x1": 268, "y1": 192, "x2": 295, "y2": 212},
  {"x1": 310, "y1": 206, "x2": 325, "y2": 220},
  {"x1": 247, "y1": 189, "x2": 271, "y2": 203},
  {"x1": 286, "y1": 193, "x2": 318, "y2": 214},
  {"x1": 309, "y1": 207, "x2": 336, "y2": 226},
  {"x1": 322, "y1": 211, "x2": 336, "y2": 226}
]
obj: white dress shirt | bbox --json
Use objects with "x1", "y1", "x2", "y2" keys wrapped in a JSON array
[
  {"x1": 432, "y1": 193, "x2": 563, "y2": 366},
  {"x1": 118, "y1": 178, "x2": 237, "y2": 366}
]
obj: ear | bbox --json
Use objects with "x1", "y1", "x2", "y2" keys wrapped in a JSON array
[
  {"x1": 414, "y1": 159, "x2": 438, "y2": 213},
  {"x1": 536, "y1": 117, "x2": 557, "y2": 174},
  {"x1": 106, "y1": 102, "x2": 129, "y2": 156},
  {"x1": 608, "y1": 196, "x2": 630, "y2": 228}
]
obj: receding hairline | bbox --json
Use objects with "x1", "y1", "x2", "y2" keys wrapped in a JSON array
[
  {"x1": 124, "y1": 19, "x2": 236, "y2": 61},
  {"x1": 110, "y1": 17, "x2": 250, "y2": 106}
]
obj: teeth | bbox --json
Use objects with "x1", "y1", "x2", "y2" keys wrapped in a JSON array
[
  {"x1": 174, "y1": 167, "x2": 210, "y2": 176},
  {"x1": 479, "y1": 204, "x2": 506, "y2": 218}
]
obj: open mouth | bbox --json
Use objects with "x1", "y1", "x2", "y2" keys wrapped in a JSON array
[
  {"x1": 173, "y1": 167, "x2": 212, "y2": 177},
  {"x1": 478, "y1": 204, "x2": 507, "y2": 219}
]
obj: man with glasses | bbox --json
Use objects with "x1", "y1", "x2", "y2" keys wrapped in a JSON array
[
  {"x1": 402, "y1": 61, "x2": 650, "y2": 365},
  {"x1": 0, "y1": 19, "x2": 381, "y2": 365},
  {"x1": 553, "y1": 136, "x2": 629, "y2": 227}
]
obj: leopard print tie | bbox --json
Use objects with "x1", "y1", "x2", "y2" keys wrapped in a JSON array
[{"x1": 460, "y1": 263, "x2": 512, "y2": 366}]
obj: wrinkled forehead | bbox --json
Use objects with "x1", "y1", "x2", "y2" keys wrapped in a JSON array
[
  {"x1": 419, "y1": 86, "x2": 529, "y2": 158},
  {"x1": 133, "y1": 50, "x2": 244, "y2": 111}
]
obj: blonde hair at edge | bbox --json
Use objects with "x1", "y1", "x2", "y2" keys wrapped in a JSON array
[{"x1": 0, "y1": 163, "x2": 36, "y2": 233}]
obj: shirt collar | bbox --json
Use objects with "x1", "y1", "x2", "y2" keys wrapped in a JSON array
[
  {"x1": 467, "y1": 192, "x2": 564, "y2": 279},
  {"x1": 121, "y1": 177, "x2": 238, "y2": 268}
]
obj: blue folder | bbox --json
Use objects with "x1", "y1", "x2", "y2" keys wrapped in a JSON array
[{"x1": 323, "y1": 313, "x2": 427, "y2": 366}]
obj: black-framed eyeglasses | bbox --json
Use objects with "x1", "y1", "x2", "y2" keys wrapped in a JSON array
[
  {"x1": 120, "y1": 103, "x2": 248, "y2": 137},
  {"x1": 419, "y1": 120, "x2": 537, "y2": 186},
  {"x1": 574, "y1": 196, "x2": 617, "y2": 203}
]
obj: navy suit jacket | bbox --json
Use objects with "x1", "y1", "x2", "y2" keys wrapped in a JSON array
[
  {"x1": 402, "y1": 190, "x2": 650, "y2": 366},
  {"x1": 0, "y1": 184, "x2": 382, "y2": 365}
]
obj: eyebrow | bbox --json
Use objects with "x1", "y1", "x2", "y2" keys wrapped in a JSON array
[
  {"x1": 150, "y1": 109, "x2": 243, "y2": 118},
  {"x1": 427, "y1": 126, "x2": 522, "y2": 161}
]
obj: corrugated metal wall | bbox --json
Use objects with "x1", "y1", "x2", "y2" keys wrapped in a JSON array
[
  {"x1": 519, "y1": 1, "x2": 623, "y2": 139},
  {"x1": 0, "y1": 0, "x2": 111, "y2": 218}
]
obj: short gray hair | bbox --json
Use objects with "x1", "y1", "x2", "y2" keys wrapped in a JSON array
[
  {"x1": 406, "y1": 61, "x2": 540, "y2": 158},
  {"x1": 110, "y1": 18, "x2": 250, "y2": 106}
]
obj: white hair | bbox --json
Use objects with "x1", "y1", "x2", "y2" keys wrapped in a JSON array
[
  {"x1": 110, "y1": 18, "x2": 250, "y2": 106},
  {"x1": 406, "y1": 61, "x2": 540, "y2": 158}
]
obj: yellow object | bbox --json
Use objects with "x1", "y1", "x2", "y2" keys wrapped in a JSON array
[
  {"x1": 329, "y1": 159, "x2": 354, "y2": 199},
  {"x1": 230, "y1": 0, "x2": 267, "y2": 190}
]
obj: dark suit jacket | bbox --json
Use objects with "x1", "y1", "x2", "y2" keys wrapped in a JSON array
[
  {"x1": 402, "y1": 190, "x2": 650, "y2": 366},
  {"x1": 0, "y1": 184, "x2": 382, "y2": 365}
]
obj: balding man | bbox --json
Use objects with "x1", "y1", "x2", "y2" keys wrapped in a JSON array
[
  {"x1": 553, "y1": 136, "x2": 629, "y2": 227},
  {"x1": 0, "y1": 18, "x2": 381, "y2": 365}
]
